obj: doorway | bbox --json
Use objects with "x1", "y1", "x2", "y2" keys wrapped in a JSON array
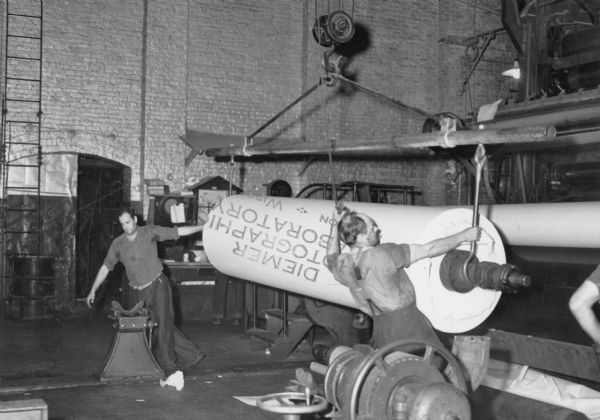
[{"x1": 76, "y1": 155, "x2": 128, "y2": 307}]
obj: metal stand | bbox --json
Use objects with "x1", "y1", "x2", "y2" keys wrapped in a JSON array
[{"x1": 99, "y1": 301, "x2": 163, "y2": 381}]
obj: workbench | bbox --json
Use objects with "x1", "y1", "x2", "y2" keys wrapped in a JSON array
[
  {"x1": 162, "y1": 261, "x2": 216, "y2": 285},
  {"x1": 162, "y1": 261, "x2": 217, "y2": 321}
]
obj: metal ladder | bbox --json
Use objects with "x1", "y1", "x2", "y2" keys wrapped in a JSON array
[{"x1": 0, "y1": 0, "x2": 44, "y2": 319}]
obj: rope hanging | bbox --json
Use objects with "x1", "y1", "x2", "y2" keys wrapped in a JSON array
[
  {"x1": 228, "y1": 155, "x2": 235, "y2": 197},
  {"x1": 328, "y1": 139, "x2": 337, "y2": 202}
]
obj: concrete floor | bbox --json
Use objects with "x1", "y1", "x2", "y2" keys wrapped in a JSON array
[
  {"x1": 1, "y1": 303, "x2": 596, "y2": 420},
  {"x1": 0, "y1": 305, "x2": 324, "y2": 420}
]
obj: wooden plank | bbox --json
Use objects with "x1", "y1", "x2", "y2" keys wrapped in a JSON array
[{"x1": 486, "y1": 329, "x2": 600, "y2": 382}]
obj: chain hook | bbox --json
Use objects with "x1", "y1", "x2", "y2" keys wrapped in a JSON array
[
  {"x1": 242, "y1": 136, "x2": 253, "y2": 157},
  {"x1": 228, "y1": 156, "x2": 236, "y2": 196}
]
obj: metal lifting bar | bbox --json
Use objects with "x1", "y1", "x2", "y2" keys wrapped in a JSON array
[{"x1": 462, "y1": 144, "x2": 486, "y2": 284}]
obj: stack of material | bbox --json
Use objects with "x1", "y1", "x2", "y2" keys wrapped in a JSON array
[{"x1": 144, "y1": 178, "x2": 169, "y2": 196}]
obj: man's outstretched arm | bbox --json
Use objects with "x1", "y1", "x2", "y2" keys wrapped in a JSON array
[
  {"x1": 177, "y1": 225, "x2": 204, "y2": 237},
  {"x1": 409, "y1": 226, "x2": 481, "y2": 264}
]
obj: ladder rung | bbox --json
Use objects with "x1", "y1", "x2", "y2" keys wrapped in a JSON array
[
  {"x1": 5, "y1": 99, "x2": 40, "y2": 103},
  {"x1": 7, "y1": 34, "x2": 41, "y2": 40},
  {"x1": 6, "y1": 77, "x2": 41, "y2": 82},
  {"x1": 5, "y1": 186, "x2": 39, "y2": 189},
  {"x1": 5, "y1": 164, "x2": 40, "y2": 168},
  {"x1": 4, "y1": 230, "x2": 39, "y2": 234},
  {"x1": 4, "y1": 141, "x2": 40, "y2": 145},
  {"x1": 7, "y1": 12, "x2": 42, "y2": 19},
  {"x1": 4, "y1": 120, "x2": 40, "y2": 124},
  {"x1": 7, "y1": 55, "x2": 41, "y2": 61}
]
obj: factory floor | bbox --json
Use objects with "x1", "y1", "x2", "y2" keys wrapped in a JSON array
[
  {"x1": 0, "y1": 304, "x2": 323, "y2": 420},
  {"x1": 0, "y1": 302, "x2": 597, "y2": 420}
]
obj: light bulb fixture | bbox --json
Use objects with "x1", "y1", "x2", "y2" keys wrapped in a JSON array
[{"x1": 502, "y1": 59, "x2": 520, "y2": 79}]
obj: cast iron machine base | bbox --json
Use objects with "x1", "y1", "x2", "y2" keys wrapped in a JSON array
[{"x1": 99, "y1": 300, "x2": 163, "y2": 381}]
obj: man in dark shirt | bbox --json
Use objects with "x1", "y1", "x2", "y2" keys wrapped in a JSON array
[
  {"x1": 325, "y1": 202, "x2": 481, "y2": 349},
  {"x1": 86, "y1": 208, "x2": 205, "y2": 381}
]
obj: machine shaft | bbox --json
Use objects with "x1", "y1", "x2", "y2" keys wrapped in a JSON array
[{"x1": 440, "y1": 250, "x2": 531, "y2": 293}]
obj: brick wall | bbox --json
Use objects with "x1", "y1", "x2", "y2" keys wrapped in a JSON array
[
  {"x1": 1, "y1": 0, "x2": 513, "y2": 308},
  {"x1": 41, "y1": 0, "x2": 144, "y2": 198},
  {"x1": 1, "y1": 0, "x2": 513, "y2": 206},
  {"x1": 182, "y1": 0, "x2": 510, "y2": 204},
  {"x1": 1, "y1": 0, "x2": 511, "y2": 207}
]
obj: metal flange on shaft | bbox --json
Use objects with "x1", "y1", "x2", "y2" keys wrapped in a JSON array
[{"x1": 440, "y1": 249, "x2": 531, "y2": 293}]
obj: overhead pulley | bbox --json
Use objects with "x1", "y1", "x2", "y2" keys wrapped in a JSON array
[
  {"x1": 312, "y1": 9, "x2": 355, "y2": 47},
  {"x1": 312, "y1": 15, "x2": 334, "y2": 47},
  {"x1": 326, "y1": 10, "x2": 355, "y2": 44}
]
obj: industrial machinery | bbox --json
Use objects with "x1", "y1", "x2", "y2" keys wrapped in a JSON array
[
  {"x1": 99, "y1": 300, "x2": 163, "y2": 381},
  {"x1": 256, "y1": 338, "x2": 473, "y2": 420},
  {"x1": 440, "y1": 249, "x2": 531, "y2": 294},
  {"x1": 323, "y1": 340, "x2": 471, "y2": 420},
  {"x1": 502, "y1": 0, "x2": 600, "y2": 100},
  {"x1": 311, "y1": 0, "x2": 356, "y2": 48}
]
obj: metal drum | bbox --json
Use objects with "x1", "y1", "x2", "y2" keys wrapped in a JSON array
[
  {"x1": 11, "y1": 256, "x2": 55, "y2": 297},
  {"x1": 9, "y1": 256, "x2": 55, "y2": 320}
]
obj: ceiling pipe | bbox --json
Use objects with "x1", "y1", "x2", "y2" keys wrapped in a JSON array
[
  {"x1": 475, "y1": 91, "x2": 600, "y2": 131},
  {"x1": 204, "y1": 125, "x2": 556, "y2": 157}
]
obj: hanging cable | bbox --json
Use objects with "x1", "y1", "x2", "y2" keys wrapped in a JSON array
[
  {"x1": 328, "y1": 139, "x2": 337, "y2": 202},
  {"x1": 332, "y1": 74, "x2": 433, "y2": 118},
  {"x1": 228, "y1": 155, "x2": 236, "y2": 197}
]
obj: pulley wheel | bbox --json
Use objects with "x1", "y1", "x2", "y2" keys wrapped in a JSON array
[
  {"x1": 256, "y1": 392, "x2": 328, "y2": 415},
  {"x1": 348, "y1": 339, "x2": 468, "y2": 420},
  {"x1": 312, "y1": 15, "x2": 333, "y2": 47},
  {"x1": 325, "y1": 10, "x2": 355, "y2": 44}
]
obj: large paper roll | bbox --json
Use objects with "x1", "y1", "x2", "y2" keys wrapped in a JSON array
[
  {"x1": 204, "y1": 194, "x2": 504, "y2": 333},
  {"x1": 477, "y1": 202, "x2": 600, "y2": 248}
]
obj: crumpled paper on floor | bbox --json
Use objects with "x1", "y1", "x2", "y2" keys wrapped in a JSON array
[{"x1": 160, "y1": 370, "x2": 184, "y2": 391}]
